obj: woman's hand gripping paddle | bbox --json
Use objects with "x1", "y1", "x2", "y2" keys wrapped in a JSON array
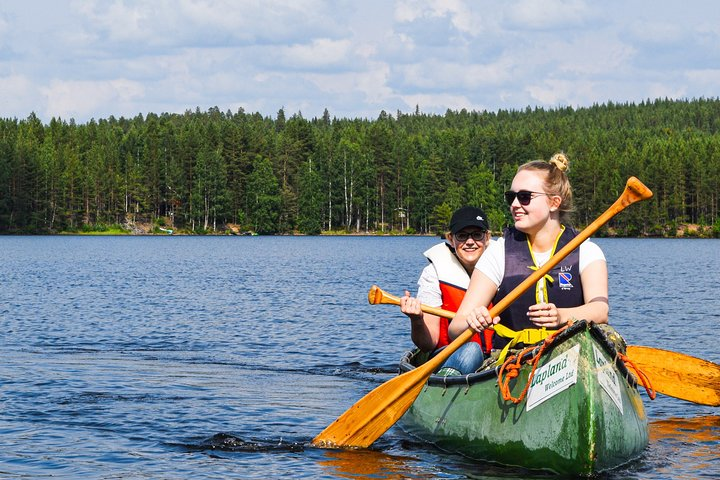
[{"x1": 311, "y1": 177, "x2": 653, "y2": 449}]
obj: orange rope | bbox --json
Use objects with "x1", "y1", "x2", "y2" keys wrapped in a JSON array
[
  {"x1": 498, "y1": 322, "x2": 572, "y2": 404},
  {"x1": 617, "y1": 352, "x2": 656, "y2": 400}
]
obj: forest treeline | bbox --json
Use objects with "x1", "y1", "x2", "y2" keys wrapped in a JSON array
[{"x1": 2, "y1": 98, "x2": 720, "y2": 236}]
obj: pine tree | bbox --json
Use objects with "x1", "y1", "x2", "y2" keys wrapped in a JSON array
[{"x1": 246, "y1": 155, "x2": 280, "y2": 234}]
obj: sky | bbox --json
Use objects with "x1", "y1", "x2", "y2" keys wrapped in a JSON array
[{"x1": 1, "y1": 0, "x2": 719, "y2": 124}]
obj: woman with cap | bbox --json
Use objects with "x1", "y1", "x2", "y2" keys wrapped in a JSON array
[
  {"x1": 450, "y1": 153, "x2": 608, "y2": 349},
  {"x1": 400, "y1": 205, "x2": 493, "y2": 376}
]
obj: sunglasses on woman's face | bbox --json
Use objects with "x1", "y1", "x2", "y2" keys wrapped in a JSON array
[
  {"x1": 504, "y1": 190, "x2": 549, "y2": 206},
  {"x1": 454, "y1": 230, "x2": 486, "y2": 242}
]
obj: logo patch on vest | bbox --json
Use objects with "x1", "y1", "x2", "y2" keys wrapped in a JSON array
[{"x1": 558, "y1": 271, "x2": 573, "y2": 290}]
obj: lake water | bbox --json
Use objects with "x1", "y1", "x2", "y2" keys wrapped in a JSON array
[{"x1": 0, "y1": 236, "x2": 718, "y2": 479}]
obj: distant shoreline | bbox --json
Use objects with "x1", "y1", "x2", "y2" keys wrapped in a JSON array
[{"x1": 1, "y1": 223, "x2": 717, "y2": 239}]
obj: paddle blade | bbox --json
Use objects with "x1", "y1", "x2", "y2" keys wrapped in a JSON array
[
  {"x1": 626, "y1": 345, "x2": 720, "y2": 407},
  {"x1": 312, "y1": 363, "x2": 433, "y2": 448}
]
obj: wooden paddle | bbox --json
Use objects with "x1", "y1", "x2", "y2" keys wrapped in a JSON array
[
  {"x1": 625, "y1": 346, "x2": 720, "y2": 407},
  {"x1": 312, "y1": 176, "x2": 653, "y2": 448},
  {"x1": 368, "y1": 285, "x2": 720, "y2": 407}
]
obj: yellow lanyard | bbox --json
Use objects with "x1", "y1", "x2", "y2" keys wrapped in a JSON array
[{"x1": 526, "y1": 225, "x2": 565, "y2": 303}]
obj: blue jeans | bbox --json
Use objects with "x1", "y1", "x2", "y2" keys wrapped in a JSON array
[{"x1": 432, "y1": 342, "x2": 484, "y2": 375}]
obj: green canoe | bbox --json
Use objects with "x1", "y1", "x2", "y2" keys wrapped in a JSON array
[{"x1": 398, "y1": 321, "x2": 649, "y2": 475}]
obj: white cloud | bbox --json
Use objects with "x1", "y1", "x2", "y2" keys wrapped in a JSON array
[
  {"x1": 505, "y1": 0, "x2": 597, "y2": 30},
  {"x1": 0, "y1": 74, "x2": 34, "y2": 115},
  {"x1": 41, "y1": 79, "x2": 145, "y2": 120},
  {"x1": 305, "y1": 62, "x2": 394, "y2": 105},
  {"x1": 74, "y1": 0, "x2": 339, "y2": 48},
  {"x1": 625, "y1": 20, "x2": 685, "y2": 45},
  {"x1": 525, "y1": 79, "x2": 597, "y2": 106},
  {"x1": 0, "y1": 14, "x2": 9, "y2": 40},
  {"x1": 395, "y1": 0, "x2": 481, "y2": 34},
  {"x1": 510, "y1": 33, "x2": 637, "y2": 78},
  {"x1": 278, "y1": 38, "x2": 353, "y2": 70},
  {"x1": 397, "y1": 58, "x2": 514, "y2": 90},
  {"x1": 2, "y1": 0, "x2": 720, "y2": 122},
  {"x1": 686, "y1": 69, "x2": 720, "y2": 87}
]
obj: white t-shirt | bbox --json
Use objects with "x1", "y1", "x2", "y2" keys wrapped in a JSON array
[
  {"x1": 475, "y1": 237, "x2": 606, "y2": 288},
  {"x1": 416, "y1": 263, "x2": 444, "y2": 307}
]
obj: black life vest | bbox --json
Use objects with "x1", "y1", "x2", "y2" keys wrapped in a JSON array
[{"x1": 492, "y1": 226, "x2": 584, "y2": 349}]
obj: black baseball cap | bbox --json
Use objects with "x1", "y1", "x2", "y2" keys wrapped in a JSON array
[{"x1": 449, "y1": 206, "x2": 490, "y2": 234}]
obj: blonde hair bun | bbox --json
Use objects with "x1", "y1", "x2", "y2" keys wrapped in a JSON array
[{"x1": 549, "y1": 152, "x2": 569, "y2": 172}]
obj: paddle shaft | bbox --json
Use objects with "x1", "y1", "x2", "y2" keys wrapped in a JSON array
[{"x1": 312, "y1": 176, "x2": 653, "y2": 448}]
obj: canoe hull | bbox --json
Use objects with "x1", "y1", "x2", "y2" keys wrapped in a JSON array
[{"x1": 399, "y1": 322, "x2": 649, "y2": 475}]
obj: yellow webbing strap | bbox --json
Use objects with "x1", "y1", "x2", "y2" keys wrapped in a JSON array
[
  {"x1": 527, "y1": 224, "x2": 564, "y2": 303},
  {"x1": 493, "y1": 323, "x2": 557, "y2": 363}
]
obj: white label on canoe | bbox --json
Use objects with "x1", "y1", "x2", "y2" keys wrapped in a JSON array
[
  {"x1": 526, "y1": 344, "x2": 580, "y2": 411},
  {"x1": 592, "y1": 343, "x2": 623, "y2": 414}
]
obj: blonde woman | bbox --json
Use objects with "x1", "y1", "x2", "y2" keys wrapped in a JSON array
[{"x1": 449, "y1": 153, "x2": 609, "y2": 349}]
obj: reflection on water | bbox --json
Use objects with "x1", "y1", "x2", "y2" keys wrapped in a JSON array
[
  {"x1": 649, "y1": 416, "x2": 720, "y2": 477},
  {"x1": 318, "y1": 449, "x2": 430, "y2": 479},
  {"x1": 651, "y1": 415, "x2": 720, "y2": 443}
]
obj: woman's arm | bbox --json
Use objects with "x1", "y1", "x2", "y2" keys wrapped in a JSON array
[
  {"x1": 400, "y1": 291, "x2": 441, "y2": 351},
  {"x1": 448, "y1": 269, "x2": 498, "y2": 340},
  {"x1": 565, "y1": 258, "x2": 609, "y2": 324},
  {"x1": 528, "y1": 259, "x2": 609, "y2": 328}
]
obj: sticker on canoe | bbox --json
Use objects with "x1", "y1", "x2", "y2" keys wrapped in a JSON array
[
  {"x1": 592, "y1": 343, "x2": 623, "y2": 414},
  {"x1": 526, "y1": 344, "x2": 580, "y2": 411}
]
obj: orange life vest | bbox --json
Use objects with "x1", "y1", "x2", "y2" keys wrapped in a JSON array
[{"x1": 424, "y1": 243, "x2": 493, "y2": 354}]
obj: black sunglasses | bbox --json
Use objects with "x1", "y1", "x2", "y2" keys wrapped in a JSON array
[
  {"x1": 504, "y1": 190, "x2": 549, "y2": 206},
  {"x1": 454, "y1": 230, "x2": 487, "y2": 242}
]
